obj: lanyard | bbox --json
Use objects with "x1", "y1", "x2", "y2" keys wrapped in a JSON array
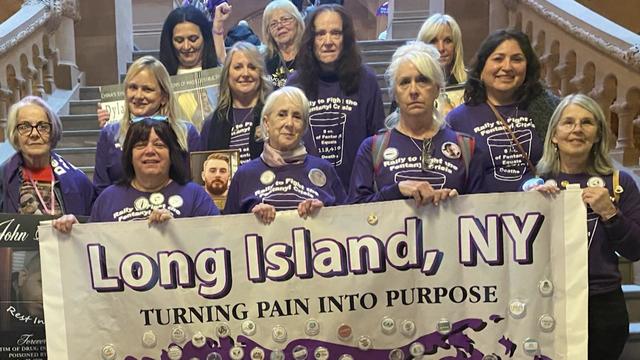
[{"x1": 23, "y1": 168, "x2": 56, "y2": 215}]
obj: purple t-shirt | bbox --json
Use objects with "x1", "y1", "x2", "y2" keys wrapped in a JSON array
[
  {"x1": 447, "y1": 103, "x2": 542, "y2": 193},
  {"x1": 224, "y1": 156, "x2": 346, "y2": 214},
  {"x1": 90, "y1": 181, "x2": 219, "y2": 222},
  {"x1": 93, "y1": 121, "x2": 200, "y2": 195},
  {"x1": 348, "y1": 127, "x2": 474, "y2": 204},
  {"x1": 230, "y1": 108, "x2": 254, "y2": 164},
  {"x1": 524, "y1": 171, "x2": 640, "y2": 295},
  {"x1": 287, "y1": 66, "x2": 385, "y2": 188}
]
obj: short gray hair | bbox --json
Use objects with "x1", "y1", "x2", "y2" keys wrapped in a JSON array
[
  {"x1": 260, "y1": 86, "x2": 309, "y2": 141},
  {"x1": 7, "y1": 96, "x2": 62, "y2": 150}
]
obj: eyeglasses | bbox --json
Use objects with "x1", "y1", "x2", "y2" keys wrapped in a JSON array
[
  {"x1": 131, "y1": 115, "x2": 168, "y2": 123},
  {"x1": 269, "y1": 15, "x2": 294, "y2": 31},
  {"x1": 422, "y1": 138, "x2": 433, "y2": 171},
  {"x1": 558, "y1": 118, "x2": 597, "y2": 131},
  {"x1": 16, "y1": 122, "x2": 52, "y2": 136}
]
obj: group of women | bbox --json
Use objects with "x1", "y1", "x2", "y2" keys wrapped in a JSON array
[{"x1": 0, "y1": 3, "x2": 637, "y2": 359}]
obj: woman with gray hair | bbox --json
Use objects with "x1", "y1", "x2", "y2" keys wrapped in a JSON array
[
  {"x1": 262, "y1": 0, "x2": 305, "y2": 89},
  {"x1": 0, "y1": 96, "x2": 95, "y2": 215},
  {"x1": 224, "y1": 86, "x2": 345, "y2": 223},
  {"x1": 199, "y1": 42, "x2": 273, "y2": 164},
  {"x1": 524, "y1": 94, "x2": 640, "y2": 359},
  {"x1": 348, "y1": 42, "x2": 478, "y2": 205}
]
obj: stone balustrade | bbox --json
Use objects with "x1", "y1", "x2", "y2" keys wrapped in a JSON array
[
  {"x1": 497, "y1": 0, "x2": 640, "y2": 166},
  {"x1": 0, "y1": 0, "x2": 80, "y2": 142}
]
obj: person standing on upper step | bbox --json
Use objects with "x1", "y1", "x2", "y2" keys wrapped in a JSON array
[
  {"x1": 447, "y1": 29, "x2": 559, "y2": 193},
  {"x1": 286, "y1": 4, "x2": 385, "y2": 188}
]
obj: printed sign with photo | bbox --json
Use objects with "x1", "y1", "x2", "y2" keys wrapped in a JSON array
[
  {"x1": 99, "y1": 67, "x2": 222, "y2": 132},
  {"x1": 190, "y1": 149, "x2": 240, "y2": 210}
]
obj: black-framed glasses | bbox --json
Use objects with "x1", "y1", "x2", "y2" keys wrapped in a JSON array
[
  {"x1": 269, "y1": 15, "x2": 294, "y2": 30},
  {"x1": 16, "y1": 122, "x2": 52, "y2": 136},
  {"x1": 421, "y1": 138, "x2": 433, "y2": 171}
]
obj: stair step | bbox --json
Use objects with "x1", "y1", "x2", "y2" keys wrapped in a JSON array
[
  {"x1": 621, "y1": 323, "x2": 640, "y2": 359},
  {"x1": 59, "y1": 129, "x2": 101, "y2": 148},
  {"x1": 391, "y1": 19, "x2": 427, "y2": 39},
  {"x1": 133, "y1": 49, "x2": 159, "y2": 60},
  {"x1": 60, "y1": 114, "x2": 100, "y2": 131},
  {"x1": 362, "y1": 49, "x2": 396, "y2": 64},
  {"x1": 69, "y1": 99, "x2": 99, "y2": 115},
  {"x1": 624, "y1": 285, "x2": 640, "y2": 323},
  {"x1": 55, "y1": 147, "x2": 97, "y2": 167},
  {"x1": 394, "y1": 10, "x2": 429, "y2": 20},
  {"x1": 368, "y1": 61, "x2": 390, "y2": 75},
  {"x1": 80, "y1": 86, "x2": 101, "y2": 100},
  {"x1": 358, "y1": 39, "x2": 410, "y2": 52}
]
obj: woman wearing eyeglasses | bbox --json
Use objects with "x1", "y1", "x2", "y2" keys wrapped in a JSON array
[
  {"x1": 53, "y1": 118, "x2": 219, "y2": 231},
  {"x1": 93, "y1": 56, "x2": 200, "y2": 195},
  {"x1": 0, "y1": 96, "x2": 95, "y2": 216},
  {"x1": 348, "y1": 42, "x2": 476, "y2": 205},
  {"x1": 261, "y1": 0, "x2": 305, "y2": 89}
]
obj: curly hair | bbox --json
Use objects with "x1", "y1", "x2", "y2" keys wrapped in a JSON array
[
  {"x1": 295, "y1": 4, "x2": 361, "y2": 98},
  {"x1": 464, "y1": 29, "x2": 543, "y2": 107}
]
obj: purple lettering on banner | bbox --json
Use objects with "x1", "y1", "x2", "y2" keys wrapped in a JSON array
[
  {"x1": 501, "y1": 212, "x2": 544, "y2": 264},
  {"x1": 87, "y1": 243, "x2": 124, "y2": 292},
  {"x1": 292, "y1": 227, "x2": 312, "y2": 279},
  {"x1": 120, "y1": 253, "x2": 159, "y2": 291},
  {"x1": 265, "y1": 243, "x2": 294, "y2": 281},
  {"x1": 245, "y1": 234, "x2": 266, "y2": 283},
  {"x1": 386, "y1": 217, "x2": 424, "y2": 271},
  {"x1": 158, "y1": 250, "x2": 196, "y2": 289},
  {"x1": 312, "y1": 238, "x2": 348, "y2": 277},
  {"x1": 195, "y1": 248, "x2": 232, "y2": 299},
  {"x1": 346, "y1": 235, "x2": 385, "y2": 274},
  {"x1": 458, "y1": 215, "x2": 504, "y2": 266}
]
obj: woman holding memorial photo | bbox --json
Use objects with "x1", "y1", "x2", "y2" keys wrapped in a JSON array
[
  {"x1": 93, "y1": 56, "x2": 200, "y2": 195},
  {"x1": 447, "y1": 29, "x2": 559, "y2": 193},
  {"x1": 53, "y1": 118, "x2": 218, "y2": 231},
  {"x1": 523, "y1": 94, "x2": 640, "y2": 359},
  {"x1": 199, "y1": 42, "x2": 273, "y2": 165},
  {"x1": 224, "y1": 86, "x2": 345, "y2": 224},
  {"x1": 348, "y1": 42, "x2": 475, "y2": 206},
  {"x1": 0, "y1": 96, "x2": 95, "y2": 216}
]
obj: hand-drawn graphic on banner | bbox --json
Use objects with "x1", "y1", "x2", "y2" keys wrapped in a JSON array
[
  {"x1": 0, "y1": 214, "x2": 53, "y2": 360},
  {"x1": 99, "y1": 68, "x2": 222, "y2": 132},
  {"x1": 39, "y1": 192, "x2": 589, "y2": 359}
]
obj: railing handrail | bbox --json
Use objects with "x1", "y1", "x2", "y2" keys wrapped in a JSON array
[{"x1": 0, "y1": 2, "x2": 50, "y2": 56}]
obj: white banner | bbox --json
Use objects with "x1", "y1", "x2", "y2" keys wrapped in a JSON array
[{"x1": 39, "y1": 191, "x2": 588, "y2": 360}]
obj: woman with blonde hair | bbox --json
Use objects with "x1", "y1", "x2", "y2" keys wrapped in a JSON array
[
  {"x1": 261, "y1": 0, "x2": 305, "y2": 89},
  {"x1": 93, "y1": 56, "x2": 200, "y2": 194},
  {"x1": 199, "y1": 42, "x2": 273, "y2": 164},
  {"x1": 417, "y1": 13, "x2": 466, "y2": 85}
]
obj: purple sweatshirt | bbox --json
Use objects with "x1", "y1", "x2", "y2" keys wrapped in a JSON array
[
  {"x1": 530, "y1": 171, "x2": 640, "y2": 295},
  {"x1": 224, "y1": 155, "x2": 346, "y2": 214},
  {"x1": 287, "y1": 66, "x2": 385, "y2": 187},
  {"x1": 447, "y1": 103, "x2": 543, "y2": 193},
  {"x1": 348, "y1": 127, "x2": 476, "y2": 203},
  {"x1": 93, "y1": 121, "x2": 200, "y2": 195},
  {"x1": 90, "y1": 181, "x2": 219, "y2": 222}
]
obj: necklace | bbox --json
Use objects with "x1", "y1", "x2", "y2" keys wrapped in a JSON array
[
  {"x1": 233, "y1": 107, "x2": 254, "y2": 124},
  {"x1": 409, "y1": 136, "x2": 433, "y2": 171},
  {"x1": 23, "y1": 167, "x2": 56, "y2": 215},
  {"x1": 131, "y1": 178, "x2": 172, "y2": 193}
]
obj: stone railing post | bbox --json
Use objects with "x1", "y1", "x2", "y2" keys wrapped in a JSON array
[{"x1": 611, "y1": 89, "x2": 640, "y2": 166}]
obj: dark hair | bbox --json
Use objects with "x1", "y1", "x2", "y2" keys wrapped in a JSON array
[
  {"x1": 159, "y1": 6, "x2": 218, "y2": 75},
  {"x1": 296, "y1": 4, "x2": 361, "y2": 98},
  {"x1": 120, "y1": 119, "x2": 191, "y2": 185},
  {"x1": 464, "y1": 28, "x2": 543, "y2": 107}
]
